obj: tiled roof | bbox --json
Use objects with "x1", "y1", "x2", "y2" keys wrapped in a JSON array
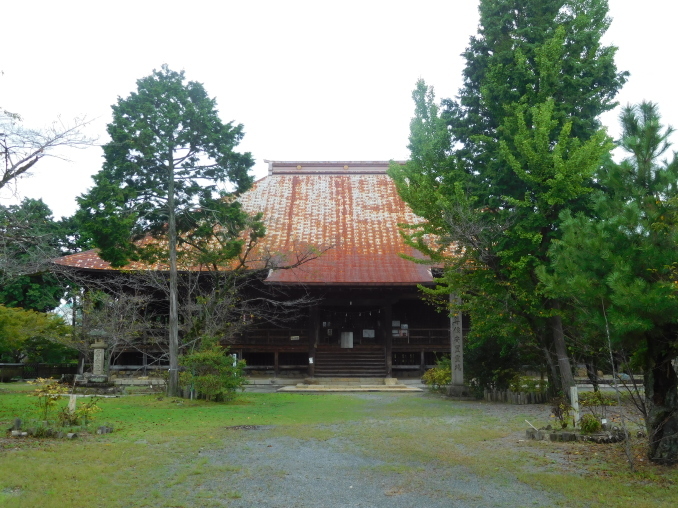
[{"x1": 54, "y1": 161, "x2": 434, "y2": 285}]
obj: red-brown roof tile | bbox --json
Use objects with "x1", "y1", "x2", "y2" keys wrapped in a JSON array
[{"x1": 54, "y1": 161, "x2": 434, "y2": 285}]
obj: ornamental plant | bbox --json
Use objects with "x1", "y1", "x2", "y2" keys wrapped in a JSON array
[
  {"x1": 29, "y1": 378, "x2": 67, "y2": 421},
  {"x1": 422, "y1": 355, "x2": 451, "y2": 392},
  {"x1": 179, "y1": 337, "x2": 247, "y2": 401}
]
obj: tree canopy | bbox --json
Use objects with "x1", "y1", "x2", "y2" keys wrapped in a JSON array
[
  {"x1": 390, "y1": 0, "x2": 626, "y2": 394},
  {"x1": 544, "y1": 102, "x2": 678, "y2": 463},
  {"x1": 77, "y1": 65, "x2": 257, "y2": 396}
]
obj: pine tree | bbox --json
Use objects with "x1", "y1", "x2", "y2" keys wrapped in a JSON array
[{"x1": 546, "y1": 102, "x2": 678, "y2": 463}]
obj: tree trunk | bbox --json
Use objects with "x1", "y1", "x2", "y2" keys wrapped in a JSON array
[
  {"x1": 585, "y1": 362, "x2": 600, "y2": 392},
  {"x1": 550, "y1": 305, "x2": 576, "y2": 399},
  {"x1": 542, "y1": 344, "x2": 560, "y2": 396},
  {"x1": 645, "y1": 336, "x2": 678, "y2": 464},
  {"x1": 167, "y1": 156, "x2": 180, "y2": 397}
]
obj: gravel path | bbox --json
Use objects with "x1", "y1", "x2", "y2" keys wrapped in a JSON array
[{"x1": 191, "y1": 394, "x2": 558, "y2": 508}]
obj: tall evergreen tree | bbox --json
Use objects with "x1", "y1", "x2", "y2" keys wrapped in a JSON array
[
  {"x1": 390, "y1": 0, "x2": 626, "y2": 393},
  {"x1": 0, "y1": 198, "x2": 71, "y2": 311},
  {"x1": 545, "y1": 102, "x2": 678, "y2": 464},
  {"x1": 77, "y1": 65, "x2": 254, "y2": 396}
]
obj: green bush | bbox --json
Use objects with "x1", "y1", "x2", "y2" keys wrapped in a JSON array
[
  {"x1": 551, "y1": 396, "x2": 574, "y2": 428},
  {"x1": 179, "y1": 338, "x2": 247, "y2": 401},
  {"x1": 508, "y1": 375, "x2": 548, "y2": 394},
  {"x1": 422, "y1": 356, "x2": 451, "y2": 392},
  {"x1": 580, "y1": 391, "x2": 615, "y2": 420},
  {"x1": 580, "y1": 413, "x2": 602, "y2": 434}
]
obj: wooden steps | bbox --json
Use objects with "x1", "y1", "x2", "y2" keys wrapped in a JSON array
[{"x1": 314, "y1": 348, "x2": 387, "y2": 377}]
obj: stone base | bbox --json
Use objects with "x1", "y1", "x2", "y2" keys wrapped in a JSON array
[{"x1": 446, "y1": 384, "x2": 472, "y2": 398}]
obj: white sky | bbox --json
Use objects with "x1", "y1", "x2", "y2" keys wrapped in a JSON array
[{"x1": 1, "y1": 0, "x2": 675, "y2": 219}]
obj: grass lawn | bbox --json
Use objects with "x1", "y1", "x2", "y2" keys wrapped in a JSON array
[{"x1": 0, "y1": 382, "x2": 676, "y2": 507}]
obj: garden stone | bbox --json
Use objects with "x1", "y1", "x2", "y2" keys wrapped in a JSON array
[
  {"x1": 11, "y1": 430, "x2": 22, "y2": 437},
  {"x1": 68, "y1": 395, "x2": 77, "y2": 412},
  {"x1": 13, "y1": 418, "x2": 21, "y2": 430},
  {"x1": 66, "y1": 432, "x2": 78, "y2": 439}
]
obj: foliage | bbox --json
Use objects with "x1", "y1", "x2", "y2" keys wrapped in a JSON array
[
  {"x1": 77, "y1": 64, "x2": 257, "y2": 397},
  {"x1": 56, "y1": 405, "x2": 80, "y2": 427},
  {"x1": 508, "y1": 376, "x2": 548, "y2": 394},
  {"x1": 28, "y1": 378, "x2": 68, "y2": 421},
  {"x1": 75, "y1": 396, "x2": 103, "y2": 426},
  {"x1": 543, "y1": 102, "x2": 678, "y2": 463},
  {"x1": 550, "y1": 396, "x2": 574, "y2": 429},
  {"x1": 179, "y1": 338, "x2": 247, "y2": 401},
  {"x1": 579, "y1": 413, "x2": 602, "y2": 434},
  {"x1": 580, "y1": 390, "x2": 615, "y2": 420},
  {"x1": 0, "y1": 305, "x2": 71, "y2": 362},
  {"x1": 422, "y1": 355, "x2": 451, "y2": 392},
  {"x1": 389, "y1": 0, "x2": 626, "y2": 396},
  {"x1": 0, "y1": 198, "x2": 75, "y2": 308},
  {"x1": 76, "y1": 64, "x2": 255, "y2": 269}
]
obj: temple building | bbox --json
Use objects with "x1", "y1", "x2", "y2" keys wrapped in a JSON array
[{"x1": 55, "y1": 161, "x2": 456, "y2": 378}]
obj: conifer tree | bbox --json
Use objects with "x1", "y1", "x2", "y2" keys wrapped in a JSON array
[
  {"x1": 390, "y1": 0, "x2": 626, "y2": 393},
  {"x1": 77, "y1": 65, "x2": 254, "y2": 396},
  {"x1": 545, "y1": 102, "x2": 678, "y2": 464}
]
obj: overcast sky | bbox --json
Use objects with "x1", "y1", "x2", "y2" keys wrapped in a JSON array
[{"x1": 2, "y1": 0, "x2": 676, "y2": 219}]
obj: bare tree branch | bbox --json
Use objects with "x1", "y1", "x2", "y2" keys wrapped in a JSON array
[{"x1": 0, "y1": 113, "x2": 95, "y2": 193}]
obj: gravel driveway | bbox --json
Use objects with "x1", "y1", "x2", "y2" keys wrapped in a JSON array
[{"x1": 190, "y1": 393, "x2": 557, "y2": 508}]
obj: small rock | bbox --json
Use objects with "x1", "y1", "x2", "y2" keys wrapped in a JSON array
[
  {"x1": 13, "y1": 418, "x2": 22, "y2": 430},
  {"x1": 66, "y1": 433, "x2": 78, "y2": 439},
  {"x1": 10, "y1": 430, "x2": 22, "y2": 437}
]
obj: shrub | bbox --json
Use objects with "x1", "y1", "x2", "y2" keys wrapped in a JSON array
[
  {"x1": 508, "y1": 375, "x2": 548, "y2": 394},
  {"x1": 580, "y1": 391, "x2": 615, "y2": 420},
  {"x1": 179, "y1": 337, "x2": 247, "y2": 401},
  {"x1": 76, "y1": 397, "x2": 103, "y2": 425},
  {"x1": 28, "y1": 378, "x2": 68, "y2": 421},
  {"x1": 580, "y1": 413, "x2": 602, "y2": 434},
  {"x1": 422, "y1": 356, "x2": 451, "y2": 392},
  {"x1": 550, "y1": 396, "x2": 574, "y2": 428}
]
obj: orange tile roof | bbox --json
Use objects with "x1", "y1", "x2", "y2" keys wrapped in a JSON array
[{"x1": 54, "y1": 161, "x2": 434, "y2": 285}]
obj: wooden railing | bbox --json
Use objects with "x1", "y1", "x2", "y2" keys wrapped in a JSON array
[
  {"x1": 392, "y1": 328, "x2": 457, "y2": 346},
  {"x1": 230, "y1": 328, "x2": 309, "y2": 346}
]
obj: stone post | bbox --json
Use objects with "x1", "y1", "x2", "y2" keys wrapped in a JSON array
[
  {"x1": 570, "y1": 386, "x2": 580, "y2": 426},
  {"x1": 447, "y1": 293, "x2": 469, "y2": 397},
  {"x1": 91, "y1": 341, "x2": 107, "y2": 378}
]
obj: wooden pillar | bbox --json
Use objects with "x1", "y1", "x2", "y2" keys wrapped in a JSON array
[
  {"x1": 274, "y1": 351, "x2": 279, "y2": 377},
  {"x1": 308, "y1": 305, "x2": 319, "y2": 378},
  {"x1": 420, "y1": 350, "x2": 426, "y2": 375},
  {"x1": 382, "y1": 303, "x2": 393, "y2": 378},
  {"x1": 143, "y1": 351, "x2": 148, "y2": 376}
]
